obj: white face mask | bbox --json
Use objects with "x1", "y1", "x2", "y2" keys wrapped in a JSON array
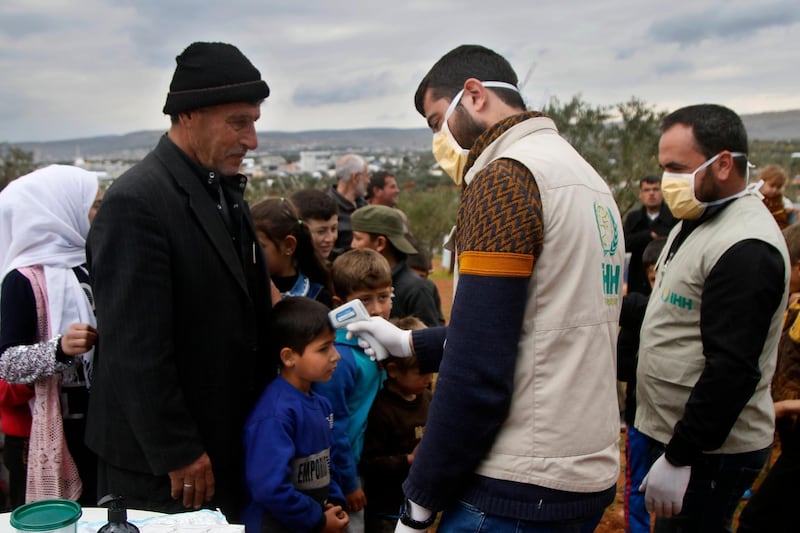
[
  {"x1": 661, "y1": 152, "x2": 749, "y2": 220},
  {"x1": 431, "y1": 81, "x2": 520, "y2": 185}
]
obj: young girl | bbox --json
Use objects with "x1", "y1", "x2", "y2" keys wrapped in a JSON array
[
  {"x1": 0, "y1": 165, "x2": 101, "y2": 505},
  {"x1": 251, "y1": 197, "x2": 334, "y2": 308},
  {"x1": 757, "y1": 164, "x2": 796, "y2": 229}
]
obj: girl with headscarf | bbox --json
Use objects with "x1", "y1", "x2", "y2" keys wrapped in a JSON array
[{"x1": 0, "y1": 164, "x2": 101, "y2": 505}]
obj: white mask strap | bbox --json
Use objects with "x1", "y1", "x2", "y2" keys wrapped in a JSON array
[{"x1": 443, "y1": 81, "x2": 521, "y2": 122}]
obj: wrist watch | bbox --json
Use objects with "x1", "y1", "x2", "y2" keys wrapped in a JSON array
[{"x1": 399, "y1": 499, "x2": 436, "y2": 529}]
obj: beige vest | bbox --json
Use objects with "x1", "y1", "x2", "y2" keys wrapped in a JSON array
[
  {"x1": 635, "y1": 195, "x2": 789, "y2": 453},
  {"x1": 462, "y1": 118, "x2": 624, "y2": 492}
]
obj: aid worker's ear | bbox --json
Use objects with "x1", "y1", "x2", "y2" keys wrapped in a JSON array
[{"x1": 462, "y1": 78, "x2": 488, "y2": 112}]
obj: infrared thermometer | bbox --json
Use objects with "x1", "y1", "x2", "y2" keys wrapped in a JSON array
[{"x1": 328, "y1": 299, "x2": 389, "y2": 361}]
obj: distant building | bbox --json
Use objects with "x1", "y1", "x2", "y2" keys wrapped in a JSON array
[{"x1": 298, "y1": 151, "x2": 334, "y2": 174}]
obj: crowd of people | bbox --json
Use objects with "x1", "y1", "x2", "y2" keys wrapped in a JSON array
[{"x1": 0, "y1": 39, "x2": 798, "y2": 533}]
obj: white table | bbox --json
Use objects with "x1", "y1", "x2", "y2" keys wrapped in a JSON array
[{"x1": 0, "y1": 507, "x2": 164, "y2": 530}]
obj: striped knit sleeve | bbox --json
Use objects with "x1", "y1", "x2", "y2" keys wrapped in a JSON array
[{"x1": 457, "y1": 158, "x2": 543, "y2": 276}]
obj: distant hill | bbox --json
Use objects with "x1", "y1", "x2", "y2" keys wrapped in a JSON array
[
  {"x1": 738, "y1": 109, "x2": 800, "y2": 143},
  {"x1": 11, "y1": 109, "x2": 799, "y2": 163},
  {"x1": 16, "y1": 128, "x2": 433, "y2": 163}
]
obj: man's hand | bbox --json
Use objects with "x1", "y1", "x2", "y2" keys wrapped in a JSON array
[
  {"x1": 322, "y1": 503, "x2": 349, "y2": 532},
  {"x1": 168, "y1": 452, "x2": 215, "y2": 509},
  {"x1": 346, "y1": 317, "x2": 412, "y2": 358},
  {"x1": 60, "y1": 323, "x2": 98, "y2": 356},
  {"x1": 345, "y1": 486, "x2": 367, "y2": 512},
  {"x1": 640, "y1": 453, "x2": 691, "y2": 517}
]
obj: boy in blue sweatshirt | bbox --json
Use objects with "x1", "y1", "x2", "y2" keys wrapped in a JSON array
[
  {"x1": 313, "y1": 249, "x2": 393, "y2": 533},
  {"x1": 242, "y1": 297, "x2": 348, "y2": 533}
]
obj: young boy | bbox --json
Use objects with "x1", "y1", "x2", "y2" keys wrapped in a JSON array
[
  {"x1": 312, "y1": 248, "x2": 394, "y2": 533},
  {"x1": 618, "y1": 237, "x2": 666, "y2": 533},
  {"x1": 361, "y1": 316, "x2": 433, "y2": 533},
  {"x1": 350, "y1": 205, "x2": 445, "y2": 327},
  {"x1": 242, "y1": 297, "x2": 349, "y2": 533},
  {"x1": 290, "y1": 188, "x2": 340, "y2": 263},
  {"x1": 757, "y1": 164, "x2": 795, "y2": 229}
]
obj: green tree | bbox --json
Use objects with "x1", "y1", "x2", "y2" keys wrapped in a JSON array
[
  {"x1": 606, "y1": 98, "x2": 666, "y2": 215},
  {"x1": 543, "y1": 95, "x2": 664, "y2": 217},
  {"x1": 398, "y1": 186, "x2": 460, "y2": 257},
  {"x1": 1, "y1": 144, "x2": 35, "y2": 191}
]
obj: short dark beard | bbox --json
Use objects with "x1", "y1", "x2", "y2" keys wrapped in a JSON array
[{"x1": 450, "y1": 104, "x2": 486, "y2": 151}]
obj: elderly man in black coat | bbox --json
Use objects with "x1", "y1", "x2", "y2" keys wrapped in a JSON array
[{"x1": 85, "y1": 42, "x2": 273, "y2": 522}]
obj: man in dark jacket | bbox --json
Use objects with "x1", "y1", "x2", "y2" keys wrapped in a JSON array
[
  {"x1": 350, "y1": 205, "x2": 444, "y2": 327},
  {"x1": 85, "y1": 42, "x2": 272, "y2": 521},
  {"x1": 623, "y1": 175, "x2": 676, "y2": 295}
]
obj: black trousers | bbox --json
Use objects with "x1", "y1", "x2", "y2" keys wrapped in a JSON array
[
  {"x1": 2, "y1": 435, "x2": 28, "y2": 510},
  {"x1": 737, "y1": 445, "x2": 800, "y2": 533}
]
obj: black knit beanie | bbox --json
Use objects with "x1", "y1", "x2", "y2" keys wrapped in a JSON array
[{"x1": 162, "y1": 42, "x2": 270, "y2": 115}]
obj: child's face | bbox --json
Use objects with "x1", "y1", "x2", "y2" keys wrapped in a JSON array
[
  {"x1": 760, "y1": 179, "x2": 784, "y2": 199},
  {"x1": 387, "y1": 363, "x2": 433, "y2": 397},
  {"x1": 346, "y1": 285, "x2": 393, "y2": 319},
  {"x1": 281, "y1": 329, "x2": 339, "y2": 391},
  {"x1": 646, "y1": 265, "x2": 657, "y2": 289},
  {"x1": 305, "y1": 216, "x2": 338, "y2": 259}
]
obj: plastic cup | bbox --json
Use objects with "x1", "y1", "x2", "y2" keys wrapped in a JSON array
[{"x1": 10, "y1": 499, "x2": 82, "y2": 533}]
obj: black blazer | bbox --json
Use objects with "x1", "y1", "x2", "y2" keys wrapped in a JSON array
[
  {"x1": 85, "y1": 135, "x2": 272, "y2": 514},
  {"x1": 623, "y1": 203, "x2": 676, "y2": 295}
]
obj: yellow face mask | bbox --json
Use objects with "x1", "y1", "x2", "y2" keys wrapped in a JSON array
[
  {"x1": 661, "y1": 174, "x2": 706, "y2": 220},
  {"x1": 661, "y1": 152, "x2": 750, "y2": 220},
  {"x1": 431, "y1": 81, "x2": 520, "y2": 185}
]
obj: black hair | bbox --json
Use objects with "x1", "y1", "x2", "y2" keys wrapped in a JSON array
[
  {"x1": 639, "y1": 175, "x2": 661, "y2": 187},
  {"x1": 642, "y1": 237, "x2": 667, "y2": 269},
  {"x1": 660, "y1": 104, "x2": 748, "y2": 177},
  {"x1": 251, "y1": 196, "x2": 333, "y2": 295},
  {"x1": 366, "y1": 171, "x2": 395, "y2": 200},
  {"x1": 290, "y1": 188, "x2": 338, "y2": 221},
  {"x1": 414, "y1": 44, "x2": 525, "y2": 117},
  {"x1": 268, "y1": 297, "x2": 333, "y2": 365}
]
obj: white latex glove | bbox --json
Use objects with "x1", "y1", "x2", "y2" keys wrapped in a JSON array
[
  {"x1": 394, "y1": 500, "x2": 433, "y2": 533},
  {"x1": 640, "y1": 453, "x2": 691, "y2": 517},
  {"x1": 346, "y1": 316, "x2": 413, "y2": 358}
]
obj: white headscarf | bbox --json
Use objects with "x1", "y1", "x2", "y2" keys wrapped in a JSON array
[{"x1": 0, "y1": 164, "x2": 99, "y2": 351}]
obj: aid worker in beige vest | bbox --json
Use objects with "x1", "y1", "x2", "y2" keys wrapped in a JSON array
[{"x1": 636, "y1": 103, "x2": 789, "y2": 532}]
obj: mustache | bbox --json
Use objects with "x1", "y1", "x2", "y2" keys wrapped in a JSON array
[{"x1": 226, "y1": 146, "x2": 248, "y2": 158}]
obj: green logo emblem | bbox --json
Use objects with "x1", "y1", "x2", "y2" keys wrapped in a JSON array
[{"x1": 594, "y1": 203, "x2": 619, "y2": 256}]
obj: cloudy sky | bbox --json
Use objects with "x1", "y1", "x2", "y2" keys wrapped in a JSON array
[{"x1": 1, "y1": 0, "x2": 798, "y2": 142}]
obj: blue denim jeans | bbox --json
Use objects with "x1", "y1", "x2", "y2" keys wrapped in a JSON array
[
  {"x1": 625, "y1": 426, "x2": 651, "y2": 533},
  {"x1": 436, "y1": 500, "x2": 602, "y2": 533},
  {"x1": 646, "y1": 437, "x2": 770, "y2": 533}
]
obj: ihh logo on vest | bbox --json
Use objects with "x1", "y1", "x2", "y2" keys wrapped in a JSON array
[
  {"x1": 594, "y1": 203, "x2": 620, "y2": 304},
  {"x1": 660, "y1": 287, "x2": 694, "y2": 310}
]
